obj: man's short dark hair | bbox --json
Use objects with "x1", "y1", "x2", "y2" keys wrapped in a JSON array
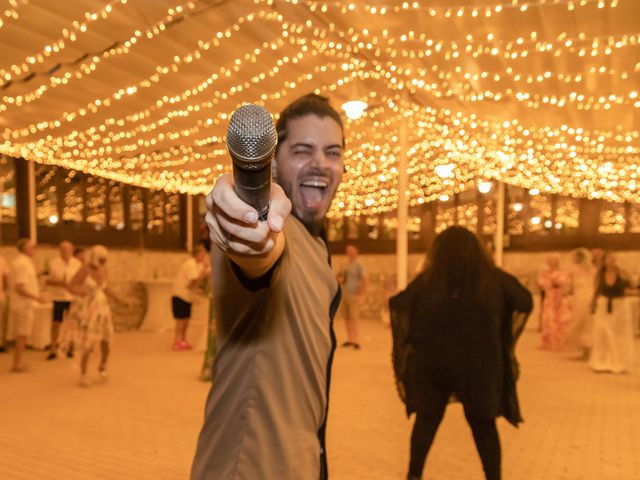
[
  {"x1": 194, "y1": 239, "x2": 211, "y2": 254},
  {"x1": 16, "y1": 238, "x2": 30, "y2": 253},
  {"x1": 275, "y1": 93, "x2": 344, "y2": 153}
]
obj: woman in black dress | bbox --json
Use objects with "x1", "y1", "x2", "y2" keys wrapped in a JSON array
[
  {"x1": 390, "y1": 226, "x2": 532, "y2": 480},
  {"x1": 589, "y1": 251, "x2": 636, "y2": 373}
]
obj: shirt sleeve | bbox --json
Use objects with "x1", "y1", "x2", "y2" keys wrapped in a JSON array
[
  {"x1": 186, "y1": 260, "x2": 200, "y2": 281},
  {"x1": 229, "y1": 255, "x2": 283, "y2": 293}
]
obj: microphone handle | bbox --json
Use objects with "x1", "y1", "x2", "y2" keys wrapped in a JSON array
[{"x1": 233, "y1": 162, "x2": 271, "y2": 221}]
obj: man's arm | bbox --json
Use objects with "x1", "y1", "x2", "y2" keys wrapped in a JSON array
[
  {"x1": 358, "y1": 266, "x2": 367, "y2": 295},
  {"x1": 15, "y1": 284, "x2": 45, "y2": 303},
  {"x1": 205, "y1": 174, "x2": 291, "y2": 279},
  {"x1": 46, "y1": 277, "x2": 66, "y2": 287},
  {"x1": 187, "y1": 263, "x2": 212, "y2": 289}
]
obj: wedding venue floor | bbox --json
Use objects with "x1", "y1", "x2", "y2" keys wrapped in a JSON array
[{"x1": 1, "y1": 318, "x2": 639, "y2": 480}]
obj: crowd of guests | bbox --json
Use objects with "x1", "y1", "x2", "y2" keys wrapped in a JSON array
[
  {"x1": 0, "y1": 235, "x2": 219, "y2": 387},
  {"x1": 0, "y1": 239, "x2": 126, "y2": 386},
  {"x1": 537, "y1": 247, "x2": 639, "y2": 373}
]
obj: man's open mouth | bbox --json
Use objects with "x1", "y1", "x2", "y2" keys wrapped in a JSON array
[{"x1": 299, "y1": 179, "x2": 329, "y2": 209}]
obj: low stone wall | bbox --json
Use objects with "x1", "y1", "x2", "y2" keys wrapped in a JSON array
[{"x1": 2, "y1": 245, "x2": 638, "y2": 327}]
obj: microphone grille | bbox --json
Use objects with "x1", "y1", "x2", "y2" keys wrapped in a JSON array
[{"x1": 227, "y1": 104, "x2": 277, "y2": 167}]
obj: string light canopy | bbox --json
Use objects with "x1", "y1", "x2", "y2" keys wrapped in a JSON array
[{"x1": 0, "y1": 0, "x2": 637, "y2": 217}]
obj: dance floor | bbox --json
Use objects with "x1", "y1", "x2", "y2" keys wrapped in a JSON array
[{"x1": 1, "y1": 318, "x2": 639, "y2": 480}]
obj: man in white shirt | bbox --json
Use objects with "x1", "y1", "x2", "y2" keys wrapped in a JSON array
[
  {"x1": 171, "y1": 242, "x2": 210, "y2": 350},
  {"x1": 0, "y1": 254, "x2": 10, "y2": 353},
  {"x1": 10, "y1": 238, "x2": 45, "y2": 372},
  {"x1": 45, "y1": 240, "x2": 82, "y2": 359}
]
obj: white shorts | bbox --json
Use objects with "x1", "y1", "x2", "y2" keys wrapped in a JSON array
[{"x1": 11, "y1": 308, "x2": 34, "y2": 338}]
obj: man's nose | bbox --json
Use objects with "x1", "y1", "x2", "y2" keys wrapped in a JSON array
[{"x1": 308, "y1": 150, "x2": 330, "y2": 169}]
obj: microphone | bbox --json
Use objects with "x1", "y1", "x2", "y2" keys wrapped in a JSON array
[{"x1": 226, "y1": 104, "x2": 277, "y2": 222}]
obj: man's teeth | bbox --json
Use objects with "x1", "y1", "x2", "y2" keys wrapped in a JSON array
[{"x1": 301, "y1": 180, "x2": 328, "y2": 188}]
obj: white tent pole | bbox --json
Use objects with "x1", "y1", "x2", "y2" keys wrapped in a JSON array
[
  {"x1": 186, "y1": 194, "x2": 193, "y2": 252},
  {"x1": 396, "y1": 106, "x2": 409, "y2": 291},
  {"x1": 28, "y1": 160, "x2": 37, "y2": 243},
  {"x1": 494, "y1": 181, "x2": 505, "y2": 267}
]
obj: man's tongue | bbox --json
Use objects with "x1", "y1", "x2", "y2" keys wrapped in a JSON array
[{"x1": 300, "y1": 185, "x2": 324, "y2": 209}]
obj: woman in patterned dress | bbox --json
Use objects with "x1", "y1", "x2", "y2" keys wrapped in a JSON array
[
  {"x1": 70, "y1": 246, "x2": 125, "y2": 387},
  {"x1": 537, "y1": 254, "x2": 571, "y2": 350}
]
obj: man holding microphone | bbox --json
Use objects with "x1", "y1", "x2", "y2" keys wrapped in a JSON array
[{"x1": 191, "y1": 94, "x2": 344, "y2": 479}]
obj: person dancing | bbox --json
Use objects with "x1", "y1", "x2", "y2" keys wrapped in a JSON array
[
  {"x1": 70, "y1": 246, "x2": 126, "y2": 387},
  {"x1": 390, "y1": 226, "x2": 532, "y2": 480}
]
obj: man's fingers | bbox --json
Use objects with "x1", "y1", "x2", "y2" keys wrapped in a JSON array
[
  {"x1": 205, "y1": 187, "x2": 214, "y2": 212},
  {"x1": 267, "y1": 183, "x2": 292, "y2": 233},
  {"x1": 211, "y1": 174, "x2": 259, "y2": 224},
  {"x1": 205, "y1": 210, "x2": 228, "y2": 249},
  {"x1": 215, "y1": 205, "x2": 272, "y2": 244},
  {"x1": 206, "y1": 173, "x2": 289, "y2": 258},
  {"x1": 227, "y1": 233, "x2": 277, "y2": 256}
]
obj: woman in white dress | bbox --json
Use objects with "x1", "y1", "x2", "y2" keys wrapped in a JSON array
[
  {"x1": 70, "y1": 246, "x2": 124, "y2": 386},
  {"x1": 590, "y1": 252, "x2": 636, "y2": 374},
  {"x1": 566, "y1": 248, "x2": 595, "y2": 359}
]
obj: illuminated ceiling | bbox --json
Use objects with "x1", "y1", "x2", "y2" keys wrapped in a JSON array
[{"x1": 0, "y1": 0, "x2": 638, "y2": 216}]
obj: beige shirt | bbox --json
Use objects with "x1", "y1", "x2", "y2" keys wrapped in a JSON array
[
  {"x1": 10, "y1": 253, "x2": 40, "y2": 312},
  {"x1": 48, "y1": 256, "x2": 82, "y2": 302},
  {"x1": 191, "y1": 216, "x2": 340, "y2": 480},
  {"x1": 172, "y1": 257, "x2": 201, "y2": 303}
]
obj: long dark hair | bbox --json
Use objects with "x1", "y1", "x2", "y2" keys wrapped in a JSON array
[
  {"x1": 423, "y1": 226, "x2": 492, "y2": 301},
  {"x1": 597, "y1": 250, "x2": 620, "y2": 288}
]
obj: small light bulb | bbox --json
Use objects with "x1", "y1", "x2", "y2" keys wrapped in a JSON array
[
  {"x1": 341, "y1": 100, "x2": 368, "y2": 120},
  {"x1": 435, "y1": 163, "x2": 455, "y2": 178},
  {"x1": 478, "y1": 181, "x2": 493, "y2": 193}
]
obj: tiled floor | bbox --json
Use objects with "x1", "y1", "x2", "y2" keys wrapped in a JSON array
[{"x1": 1, "y1": 319, "x2": 639, "y2": 479}]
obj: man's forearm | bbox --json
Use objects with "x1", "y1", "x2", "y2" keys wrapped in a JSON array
[
  {"x1": 229, "y1": 233, "x2": 286, "y2": 279},
  {"x1": 15, "y1": 285, "x2": 40, "y2": 301}
]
